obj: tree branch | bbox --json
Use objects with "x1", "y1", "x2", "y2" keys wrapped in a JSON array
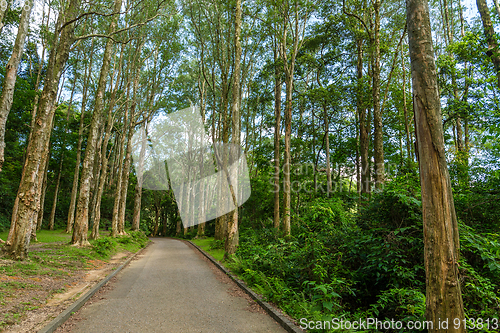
[{"x1": 343, "y1": 0, "x2": 371, "y2": 39}]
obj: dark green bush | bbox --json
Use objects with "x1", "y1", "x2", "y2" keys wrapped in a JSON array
[{"x1": 229, "y1": 179, "x2": 499, "y2": 331}]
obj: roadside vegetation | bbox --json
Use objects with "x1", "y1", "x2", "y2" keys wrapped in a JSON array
[
  {"x1": 188, "y1": 175, "x2": 500, "y2": 333},
  {"x1": 0, "y1": 230, "x2": 148, "y2": 329}
]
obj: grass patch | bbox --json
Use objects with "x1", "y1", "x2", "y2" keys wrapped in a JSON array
[
  {"x1": 190, "y1": 237, "x2": 225, "y2": 261},
  {"x1": 0, "y1": 230, "x2": 72, "y2": 243}
]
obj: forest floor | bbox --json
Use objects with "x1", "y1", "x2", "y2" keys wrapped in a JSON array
[{"x1": 0, "y1": 230, "x2": 146, "y2": 332}]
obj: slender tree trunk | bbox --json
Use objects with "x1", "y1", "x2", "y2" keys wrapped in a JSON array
[
  {"x1": 372, "y1": 0, "x2": 385, "y2": 189},
  {"x1": 117, "y1": 49, "x2": 143, "y2": 235},
  {"x1": 357, "y1": 38, "x2": 370, "y2": 197},
  {"x1": 175, "y1": 185, "x2": 183, "y2": 237},
  {"x1": 280, "y1": 5, "x2": 304, "y2": 237},
  {"x1": 117, "y1": 120, "x2": 135, "y2": 235},
  {"x1": 108, "y1": 134, "x2": 119, "y2": 187},
  {"x1": 72, "y1": 0, "x2": 122, "y2": 246},
  {"x1": 225, "y1": 0, "x2": 242, "y2": 256},
  {"x1": 88, "y1": 119, "x2": 105, "y2": 232},
  {"x1": 197, "y1": 79, "x2": 207, "y2": 238},
  {"x1": 3, "y1": 0, "x2": 81, "y2": 259},
  {"x1": 402, "y1": 43, "x2": 412, "y2": 163},
  {"x1": 49, "y1": 81, "x2": 76, "y2": 231},
  {"x1": 283, "y1": 71, "x2": 293, "y2": 236},
  {"x1": 214, "y1": 86, "x2": 229, "y2": 241},
  {"x1": 35, "y1": 147, "x2": 50, "y2": 233},
  {"x1": 153, "y1": 194, "x2": 160, "y2": 237},
  {"x1": 273, "y1": 46, "x2": 282, "y2": 229},
  {"x1": 132, "y1": 183, "x2": 143, "y2": 231},
  {"x1": 91, "y1": 117, "x2": 116, "y2": 240},
  {"x1": 49, "y1": 162, "x2": 62, "y2": 231},
  {"x1": 67, "y1": 40, "x2": 95, "y2": 233},
  {"x1": 111, "y1": 111, "x2": 127, "y2": 237},
  {"x1": 323, "y1": 104, "x2": 331, "y2": 196},
  {"x1": 132, "y1": 124, "x2": 147, "y2": 231},
  {"x1": 312, "y1": 111, "x2": 317, "y2": 196},
  {"x1": 406, "y1": 0, "x2": 465, "y2": 329},
  {"x1": 0, "y1": 2, "x2": 33, "y2": 172}
]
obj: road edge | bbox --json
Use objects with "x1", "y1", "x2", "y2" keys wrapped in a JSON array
[
  {"x1": 37, "y1": 242, "x2": 150, "y2": 333},
  {"x1": 187, "y1": 240, "x2": 305, "y2": 333}
]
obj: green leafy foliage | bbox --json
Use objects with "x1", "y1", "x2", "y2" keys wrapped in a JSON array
[
  {"x1": 226, "y1": 180, "x2": 499, "y2": 331},
  {"x1": 91, "y1": 237, "x2": 118, "y2": 258},
  {"x1": 91, "y1": 231, "x2": 148, "y2": 258}
]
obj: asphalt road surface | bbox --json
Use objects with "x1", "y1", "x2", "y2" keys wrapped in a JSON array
[{"x1": 69, "y1": 238, "x2": 288, "y2": 333}]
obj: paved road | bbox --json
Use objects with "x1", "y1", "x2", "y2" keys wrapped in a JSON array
[{"x1": 70, "y1": 238, "x2": 288, "y2": 333}]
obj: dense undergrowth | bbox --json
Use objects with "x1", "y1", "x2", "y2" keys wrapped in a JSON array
[{"x1": 217, "y1": 176, "x2": 500, "y2": 333}]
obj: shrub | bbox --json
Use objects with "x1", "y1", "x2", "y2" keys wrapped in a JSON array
[{"x1": 92, "y1": 237, "x2": 117, "y2": 258}]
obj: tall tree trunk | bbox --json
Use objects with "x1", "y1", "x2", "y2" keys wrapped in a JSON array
[
  {"x1": 67, "y1": 43, "x2": 94, "y2": 233},
  {"x1": 117, "y1": 51, "x2": 143, "y2": 235},
  {"x1": 323, "y1": 104, "x2": 331, "y2": 196},
  {"x1": 35, "y1": 147, "x2": 50, "y2": 233},
  {"x1": 280, "y1": 4, "x2": 304, "y2": 237},
  {"x1": 132, "y1": 124, "x2": 147, "y2": 231},
  {"x1": 372, "y1": 0, "x2": 385, "y2": 189},
  {"x1": 476, "y1": 0, "x2": 500, "y2": 89},
  {"x1": 153, "y1": 193, "x2": 160, "y2": 237},
  {"x1": 357, "y1": 38, "x2": 370, "y2": 198},
  {"x1": 214, "y1": 86, "x2": 230, "y2": 241},
  {"x1": 196, "y1": 79, "x2": 207, "y2": 238},
  {"x1": 117, "y1": 119, "x2": 135, "y2": 235},
  {"x1": 49, "y1": 161, "x2": 62, "y2": 231},
  {"x1": 49, "y1": 80, "x2": 76, "y2": 230},
  {"x1": 406, "y1": 0, "x2": 466, "y2": 329},
  {"x1": 90, "y1": 124, "x2": 116, "y2": 240},
  {"x1": 273, "y1": 46, "x2": 282, "y2": 229},
  {"x1": 72, "y1": 0, "x2": 122, "y2": 246},
  {"x1": 312, "y1": 110, "x2": 317, "y2": 196},
  {"x1": 111, "y1": 108, "x2": 128, "y2": 237},
  {"x1": 225, "y1": 0, "x2": 242, "y2": 256},
  {"x1": 283, "y1": 70, "x2": 293, "y2": 236},
  {"x1": 402, "y1": 42, "x2": 413, "y2": 163},
  {"x1": 0, "y1": 2, "x2": 33, "y2": 172},
  {"x1": 3, "y1": 0, "x2": 81, "y2": 259},
  {"x1": 175, "y1": 185, "x2": 184, "y2": 237}
]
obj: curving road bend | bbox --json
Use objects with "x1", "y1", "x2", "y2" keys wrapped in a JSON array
[{"x1": 68, "y1": 238, "x2": 287, "y2": 333}]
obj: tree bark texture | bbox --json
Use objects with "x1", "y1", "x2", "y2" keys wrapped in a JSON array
[
  {"x1": 406, "y1": 0, "x2": 465, "y2": 329},
  {"x1": 225, "y1": 0, "x2": 242, "y2": 256}
]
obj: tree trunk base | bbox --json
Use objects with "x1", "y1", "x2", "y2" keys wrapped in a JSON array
[{"x1": 71, "y1": 240, "x2": 91, "y2": 247}]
